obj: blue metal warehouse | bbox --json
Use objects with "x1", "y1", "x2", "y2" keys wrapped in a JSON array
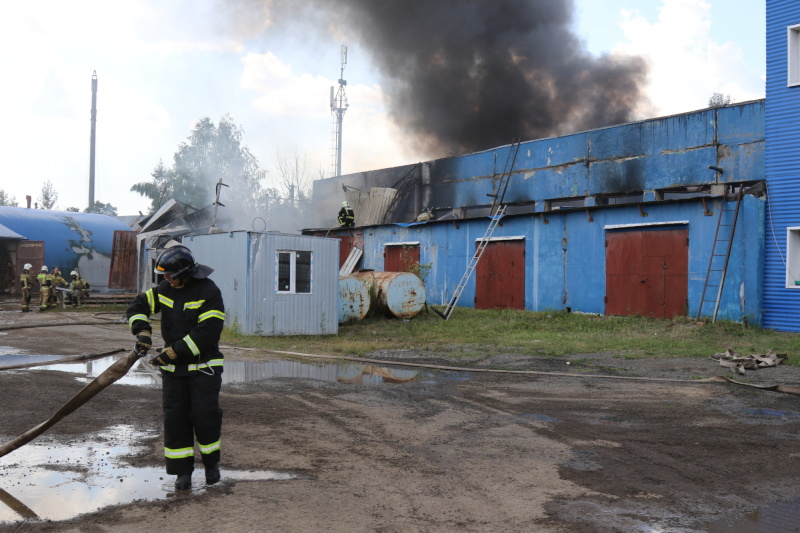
[
  {"x1": 311, "y1": 101, "x2": 766, "y2": 325},
  {"x1": 307, "y1": 0, "x2": 800, "y2": 333},
  {"x1": 762, "y1": 0, "x2": 800, "y2": 332}
]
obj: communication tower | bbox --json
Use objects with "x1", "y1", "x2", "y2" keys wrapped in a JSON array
[{"x1": 330, "y1": 45, "x2": 349, "y2": 177}]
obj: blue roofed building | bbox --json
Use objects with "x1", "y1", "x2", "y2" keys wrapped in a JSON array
[
  {"x1": 309, "y1": 100, "x2": 767, "y2": 324},
  {"x1": 308, "y1": 2, "x2": 800, "y2": 332}
]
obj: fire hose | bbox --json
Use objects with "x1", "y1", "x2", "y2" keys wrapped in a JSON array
[{"x1": 0, "y1": 347, "x2": 146, "y2": 460}]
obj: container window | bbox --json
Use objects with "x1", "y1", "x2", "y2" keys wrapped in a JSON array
[
  {"x1": 277, "y1": 252, "x2": 291, "y2": 292},
  {"x1": 295, "y1": 251, "x2": 311, "y2": 293},
  {"x1": 789, "y1": 24, "x2": 800, "y2": 87},
  {"x1": 276, "y1": 250, "x2": 312, "y2": 294}
]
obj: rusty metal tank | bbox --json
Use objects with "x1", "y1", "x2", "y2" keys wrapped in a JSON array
[
  {"x1": 351, "y1": 271, "x2": 426, "y2": 319},
  {"x1": 339, "y1": 275, "x2": 371, "y2": 323}
]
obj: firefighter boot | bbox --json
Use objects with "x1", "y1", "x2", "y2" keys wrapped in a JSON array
[
  {"x1": 175, "y1": 473, "x2": 192, "y2": 490},
  {"x1": 205, "y1": 463, "x2": 220, "y2": 485}
]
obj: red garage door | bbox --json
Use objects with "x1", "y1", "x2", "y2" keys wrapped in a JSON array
[
  {"x1": 605, "y1": 229, "x2": 688, "y2": 318},
  {"x1": 475, "y1": 240, "x2": 525, "y2": 310}
]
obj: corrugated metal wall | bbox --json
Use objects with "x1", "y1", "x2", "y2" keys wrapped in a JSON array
[
  {"x1": 314, "y1": 101, "x2": 765, "y2": 228},
  {"x1": 184, "y1": 232, "x2": 249, "y2": 331},
  {"x1": 763, "y1": 0, "x2": 800, "y2": 331},
  {"x1": 185, "y1": 232, "x2": 339, "y2": 336},
  {"x1": 313, "y1": 93, "x2": 767, "y2": 324},
  {"x1": 356, "y1": 195, "x2": 765, "y2": 323}
]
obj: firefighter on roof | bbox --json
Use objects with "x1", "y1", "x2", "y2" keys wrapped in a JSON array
[{"x1": 338, "y1": 200, "x2": 355, "y2": 227}]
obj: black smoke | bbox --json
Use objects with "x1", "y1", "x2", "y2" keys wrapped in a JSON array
[{"x1": 305, "y1": 0, "x2": 649, "y2": 157}]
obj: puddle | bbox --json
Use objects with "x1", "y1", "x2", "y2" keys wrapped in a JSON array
[
  {"x1": 0, "y1": 354, "x2": 428, "y2": 387},
  {"x1": 741, "y1": 408, "x2": 800, "y2": 419},
  {"x1": 0, "y1": 424, "x2": 297, "y2": 523},
  {"x1": 519, "y1": 413, "x2": 559, "y2": 423},
  {"x1": 504, "y1": 413, "x2": 559, "y2": 424},
  {"x1": 704, "y1": 496, "x2": 800, "y2": 532},
  {"x1": 0, "y1": 348, "x2": 29, "y2": 357},
  {"x1": 559, "y1": 450, "x2": 603, "y2": 472}
]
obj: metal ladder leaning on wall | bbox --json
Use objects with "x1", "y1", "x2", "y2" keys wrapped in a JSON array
[
  {"x1": 696, "y1": 184, "x2": 744, "y2": 322},
  {"x1": 436, "y1": 140, "x2": 521, "y2": 320}
]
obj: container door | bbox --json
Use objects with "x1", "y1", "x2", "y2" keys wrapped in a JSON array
[
  {"x1": 336, "y1": 235, "x2": 354, "y2": 269},
  {"x1": 108, "y1": 230, "x2": 137, "y2": 290},
  {"x1": 475, "y1": 240, "x2": 525, "y2": 310},
  {"x1": 384, "y1": 245, "x2": 420, "y2": 272},
  {"x1": 605, "y1": 229, "x2": 688, "y2": 318},
  {"x1": 15, "y1": 241, "x2": 44, "y2": 296}
]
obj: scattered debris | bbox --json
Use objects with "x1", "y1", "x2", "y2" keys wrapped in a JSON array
[{"x1": 711, "y1": 349, "x2": 788, "y2": 375}]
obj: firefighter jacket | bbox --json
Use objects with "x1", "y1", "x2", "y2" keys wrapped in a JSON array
[
  {"x1": 51, "y1": 272, "x2": 66, "y2": 288},
  {"x1": 70, "y1": 277, "x2": 89, "y2": 291},
  {"x1": 37, "y1": 273, "x2": 52, "y2": 287},
  {"x1": 338, "y1": 206, "x2": 355, "y2": 227},
  {"x1": 20, "y1": 272, "x2": 32, "y2": 290},
  {"x1": 126, "y1": 278, "x2": 226, "y2": 375}
]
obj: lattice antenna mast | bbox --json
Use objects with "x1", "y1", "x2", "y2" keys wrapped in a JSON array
[{"x1": 330, "y1": 45, "x2": 349, "y2": 177}]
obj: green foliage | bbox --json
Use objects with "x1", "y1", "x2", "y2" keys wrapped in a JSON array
[
  {"x1": 66, "y1": 207, "x2": 80, "y2": 212},
  {"x1": 131, "y1": 115, "x2": 269, "y2": 214},
  {"x1": 85, "y1": 201, "x2": 118, "y2": 216},
  {"x1": 400, "y1": 246, "x2": 432, "y2": 285},
  {"x1": 709, "y1": 92, "x2": 731, "y2": 108},
  {"x1": 0, "y1": 190, "x2": 18, "y2": 206},
  {"x1": 38, "y1": 180, "x2": 58, "y2": 210}
]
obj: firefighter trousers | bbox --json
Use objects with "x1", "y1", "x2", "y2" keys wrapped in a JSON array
[{"x1": 161, "y1": 369, "x2": 223, "y2": 475}]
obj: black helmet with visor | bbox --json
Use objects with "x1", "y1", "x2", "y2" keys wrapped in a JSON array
[{"x1": 154, "y1": 245, "x2": 213, "y2": 281}]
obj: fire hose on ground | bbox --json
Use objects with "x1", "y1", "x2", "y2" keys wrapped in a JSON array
[{"x1": 0, "y1": 348, "x2": 145, "y2": 459}]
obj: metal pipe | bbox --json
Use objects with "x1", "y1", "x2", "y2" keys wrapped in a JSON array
[{"x1": 88, "y1": 71, "x2": 98, "y2": 209}]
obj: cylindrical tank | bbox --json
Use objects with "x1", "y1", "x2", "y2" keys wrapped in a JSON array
[
  {"x1": 339, "y1": 275, "x2": 371, "y2": 323},
  {"x1": 352, "y1": 271, "x2": 426, "y2": 319},
  {"x1": 0, "y1": 206, "x2": 134, "y2": 292}
]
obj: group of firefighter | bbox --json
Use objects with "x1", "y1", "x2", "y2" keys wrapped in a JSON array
[{"x1": 18, "y1": 264, "x2": 90, "y2": 312}]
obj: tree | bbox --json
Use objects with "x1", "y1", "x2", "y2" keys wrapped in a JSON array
[
  {"x1": 66, "y1": 207, "x2": 80, "y2": 212},
  {"x1": 131, "y1": 115, "x2": 266, "y2": 214},
  {"x1": 38, "y1": 181, "x2": 58, "y2": 209},
  {"x1": 0, "y1": 190, "x2": 18, "y2": 207},
  {"x1": 260, "y1": 148, "x2": 315, "y2": 232},
  {"x1": 85, "y1": 201, "x2": 118, "y2": 216},
  {"x1": 130, "y1": 160, "x2": 174, "y2": 213},
  {"x1": 273, "y1": 147, "x2": 310, "y2": 208},
  {"x1": 709, "y1": 92, "x2": 731, "y2": 108}
]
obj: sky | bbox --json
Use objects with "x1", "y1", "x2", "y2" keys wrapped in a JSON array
[{"x1": 0, "y1": 0, "x2": 766, "y2": 216}]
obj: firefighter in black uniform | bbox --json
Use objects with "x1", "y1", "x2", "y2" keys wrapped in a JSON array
[
  {"x1": 126, "y1": 245, "x2": 225, "y2": 491},
  {"x1": 338, "y1": 201, "x2": 355, "y2": 227}
]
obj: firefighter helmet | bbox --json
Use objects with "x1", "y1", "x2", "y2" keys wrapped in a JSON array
[
  {"x1": 154, "y1": 245, "x2": 214, "y2": 280},
  {"x1": 41, "y1": 265, "x2": 48, "y2": 272},
  {"x1": 23, "y1": 263, "x2": 32, "y2": 271}
]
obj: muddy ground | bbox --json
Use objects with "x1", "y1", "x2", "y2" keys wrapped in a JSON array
[{"x1": 0, "y1": 307, "x2": 799, "y2": 532}]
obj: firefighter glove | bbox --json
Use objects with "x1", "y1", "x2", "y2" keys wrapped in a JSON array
[
  {"x1": 135, "y1": 331, "x2": 152, "y2": 354},
  {"x1": 149, "y1": 346, "x2": 177, "y2": 366}
]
